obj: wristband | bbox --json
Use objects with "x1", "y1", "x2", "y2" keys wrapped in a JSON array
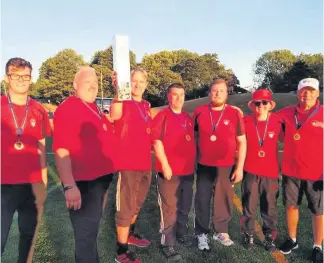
[{"x1": 63, "y1": 184, "x2": 76, "y2": 192}]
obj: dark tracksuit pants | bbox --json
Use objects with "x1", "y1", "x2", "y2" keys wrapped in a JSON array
[
  {"x1": 240, "y1": 172, "x2": 279, "y2": 238},
  {"x1": 157, "y1": 173, "x2": 194, "y2": 246},
  {"x1": 1, "y1": 182, "x2": 46, "y2": 263},
  {"x1": 194, "y1": 164, "x2": 235, "y2": 234},
  {"x1": 69, "y1": 174, "x2": 113, "y2": 263}
]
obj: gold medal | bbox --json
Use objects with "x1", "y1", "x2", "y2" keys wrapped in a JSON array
[
  {"x1": 185, "y1": 135, "x2": 191, "y2": 141},
  {"x1": 14, "y1": 141, "x2": 24, "y2": 150},
  {"x1": 210, "y1": 135, "x2": 217, "y2": 141},
  {"x1": 258, "y1": 150, "x2": 265, "y2": 158},
  {"x1": 147, "y1": 128, "x2": 151, "y2": 134},
  {"x1": 103, "y1": 124, "x2": 107, "y2": 131},
  {"x1": 293, "y1": 133, "x2": 301, "y2": 141}
]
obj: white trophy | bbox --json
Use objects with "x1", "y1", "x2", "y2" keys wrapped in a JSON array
[{"x1": 112, "y1": 35, "x2": 132, "y2": 100}]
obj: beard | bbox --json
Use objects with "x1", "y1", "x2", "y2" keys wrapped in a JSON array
[{"x1": 210, "y1": 99, "x2": 225, "y2": 107}]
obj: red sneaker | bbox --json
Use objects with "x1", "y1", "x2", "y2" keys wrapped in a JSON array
[
  {"x1": 115, "y1": 251, "x2": 141, "y2": 263},
  {"x1": 128, "y1": 234, "x2": 151, "y2": 248}
]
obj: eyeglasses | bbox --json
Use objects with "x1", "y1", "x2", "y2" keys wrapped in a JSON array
[
  {"x1": 7, "y1": 74, "x2": 31, "y2": 81},
  {"x1": 253, "y1": 100, "x2": 269, "y2": 106}
]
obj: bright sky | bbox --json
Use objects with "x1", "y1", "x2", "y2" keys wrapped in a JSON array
[{"x1": 1, "y1": 0, "x2": 323, "y2": 87}]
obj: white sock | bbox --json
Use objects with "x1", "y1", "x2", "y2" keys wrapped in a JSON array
[
  {"x1": 313, "y1": 244, "x2": 322, "y2": 250},
  {"x1": 291, "y1": 237, "x2": 297, "y2": 242}
]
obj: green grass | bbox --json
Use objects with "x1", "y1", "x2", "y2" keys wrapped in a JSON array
[{"x1": 2, "y1": 94, "x2": 320, "y2": 263}]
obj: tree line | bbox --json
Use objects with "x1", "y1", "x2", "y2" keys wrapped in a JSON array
[{"x1": 1, "y1": 48, "x2": 322, "y2": 107}]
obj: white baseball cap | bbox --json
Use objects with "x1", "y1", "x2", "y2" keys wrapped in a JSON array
[{"x1": 297, "y1": 78, "x2": 319, "y2": 91}]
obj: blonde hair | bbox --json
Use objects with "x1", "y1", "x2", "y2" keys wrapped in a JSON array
[{"x1": 131, "y1": 68, "x2": 148, "y2": 80}]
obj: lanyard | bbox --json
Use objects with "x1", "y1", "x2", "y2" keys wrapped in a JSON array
[
  {"x1": 132, "y1": 98, "x2": 149, "y2": 123},
  {"x1": 209, "y1": 104, "x2": 226, "y2": 132},
  {"x1": 169, "y1": 107, "x2": 187, "y2": 131},
  {"x1": 8, "y1": 94, "x2": 29, "y2": 138},
  {"x1": 254, "y1": 114, "x2": 270, "y2": 147}
]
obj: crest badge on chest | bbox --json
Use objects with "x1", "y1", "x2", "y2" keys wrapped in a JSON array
[{"x1": 30, "y1": 118, "x2": 36, "y2": 127}]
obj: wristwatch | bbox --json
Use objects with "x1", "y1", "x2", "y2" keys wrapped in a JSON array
[{"x1": 63, "y1": 184, "x2": 76, "y2": 192}]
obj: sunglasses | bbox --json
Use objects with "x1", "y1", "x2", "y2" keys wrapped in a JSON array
[{"x1": 253, "y1": 100, "x2": 269, "y2": 106}]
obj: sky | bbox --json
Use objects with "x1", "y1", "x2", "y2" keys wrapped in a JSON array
[{"x1": 1, "y1": 0, "x2": 323, "y2": 88}]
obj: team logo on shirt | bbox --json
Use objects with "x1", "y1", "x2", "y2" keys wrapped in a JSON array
[
  {"x1": 30, "y1": 118, "x2": 36, "y2": 127},
  {"x1": 268, "y1": 132, "x2": 275, "y2": 138},
  {"x1": 223, "y1": 119, "x2": 230, "y2": 125},
  {"x1": 312, "y1": 121, "x2": 324, "y2": 128}
]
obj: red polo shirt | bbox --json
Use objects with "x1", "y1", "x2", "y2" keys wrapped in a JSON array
[
  {"x1": 278, "y1": 101, "x2": 323, "y2": 181},
  {"x1": 151, "y1": 108, "x2": 196, "y2": 176},
  {"x1": 113, "y1": 100, "x2": 153, "y2": 171},
  {"x1": 193, "y1": 104, "x2": 245, "y2": 167},
  {"x1": 1, "y1": 95, "x2": 51, "y2": 184},
  {"x1": 52, "y1": 96, "x2": 117, "y2": 181},
  {"x1": 243, "y1": 113, "x2": 282, "y2": 178}
]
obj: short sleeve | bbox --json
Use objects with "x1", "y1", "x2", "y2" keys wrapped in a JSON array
[
  {"x1": 193, "y1": 109, "x2": 201, "y2": 132},
  {"x1": 52, "y1": 103, "x2": 77, "y2": 152},
  {"x1": 151, "y1": 111, "x2": 166, "y2": 142},
  {"x1": 236, "y1": 110, "x2": 245, "y2": 136},
  {"x1": 32, "y1": 102, "x2": 52, "y2": 140}
]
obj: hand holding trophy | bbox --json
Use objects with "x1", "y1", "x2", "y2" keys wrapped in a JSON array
[{"x1": 112, "y1": 35, "x2": 131, "y2": 101}]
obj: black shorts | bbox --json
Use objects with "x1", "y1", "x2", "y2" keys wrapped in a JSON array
[{"x1": 282, "y1": 175, "x2": 323, "y2": 215}]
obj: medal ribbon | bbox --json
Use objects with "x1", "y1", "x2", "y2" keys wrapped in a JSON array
[
  {"x1": 209, "y1": 104, "x2": 226, "y2": 132},
  {"x1": 132, "y1": 98, "x2": 149, "y2": 123},
  {"x1": 8, "y1": 94, "x2": 29, "y2": 141},
  {"x1": 254, "y1": 114, "x2": 270, "y2": 147},
  {"x1": 294, "y1": 105, "x2": 320, "y2": 130},
  {"x1": 80, "y1": 100, "x2": 103, "y2": 119},
  {"x1": 169, "y1": 107, "x2": 187, "y2": 131}
]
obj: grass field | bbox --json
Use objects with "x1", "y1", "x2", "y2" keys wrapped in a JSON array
[{"x1": 2, "y1": 93, "x2": 322, "y2": 263}]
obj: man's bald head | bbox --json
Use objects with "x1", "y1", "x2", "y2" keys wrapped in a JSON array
[{"x1": 73, "y1": 66, "x2": 98, "y2": 103}]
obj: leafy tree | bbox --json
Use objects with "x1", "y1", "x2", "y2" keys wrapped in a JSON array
[
  {"x1": 253, "y1": 49, "x2": 296, "y2": 91},
  {"x1": 1, "y1": 80, "x2": 7, "y2": 95},
  {"x1": 36, "y1": 49, "x2": 87, "y2": 104},
  {"x1": 282, "y1": 60, "x2": 317, "y2": 92},
  {"x1": 90, "y1": 46, "x2": 137, "y2": 98}
]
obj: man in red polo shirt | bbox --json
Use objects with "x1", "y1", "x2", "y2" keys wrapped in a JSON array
[
  {"x1": 110, "y1": 69, "x2": 152, "y2": 263},
  {"x1": 53, "y1": 66, "x2": 117, "y2": 263},
  {"x1": 152, "y1": 83, "x2": 196, "y2": 262},
  {"x1": 240, "y1": 88, "x2": 282, "y2": 252},
  {"x1": 1, "y1": 57, "x2": 51, "y2": 263},
  {"x1": 193, "y1": 78, "x2": 246, "y2": 251},
  {"x1": 278, "y1": 78, "x2": 323, "y2": 263}
]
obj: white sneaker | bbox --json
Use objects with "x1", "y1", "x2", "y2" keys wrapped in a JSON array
[
  {"x1": 197, "y1": 233, "x2": 210, "y2": 251},
  {"x1": 213, "y1": 233, "x2": 234, "y2": 247}
]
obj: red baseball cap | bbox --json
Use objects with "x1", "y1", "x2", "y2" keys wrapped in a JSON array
[{"x1": 248, "y1": 89, "x2": 276, "y2": 110}]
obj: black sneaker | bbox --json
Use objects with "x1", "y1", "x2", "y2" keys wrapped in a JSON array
[
  {"x1": 177, "y1": 235, "x2": 192, "y2": 247},
  {"x1": 263, "y1": 234, "x2": 276, "y2": 253},
  {"x1": 243, "y1": 233, "x2": 254, "y2": 250},
  {"x1": 312, "y1": 247, "x2": 323, "y2": 263},
  {"x1": 161, "y1": 246, "x2": 182, "y2": 262},
  {"x1": 279, "y1": 238, "x2": 298, "y2": 255}
]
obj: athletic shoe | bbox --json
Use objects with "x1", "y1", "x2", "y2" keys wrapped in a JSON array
[
  {"x1": 161, "y1": 246, "x2": 182, "y2": 262},
  {"x1": 263, "y1": 234, "x2": 276, "y2": 253},
  {"x1": 311, "y1": 247, "x2": 323, "y2": 263},
  {"x1": 243, "y1": 233, "x2": 254, "y2": 250},
  {"x1": 197, "y1": 233, "x2": 210, "y2": 251},
  {"x1": 128, "y1": 234, "x2": 151, "y2": 248},
  {"x1": 213, "y1": 233, "x2": 234, "y2": 247},
  {"x1": 115, "y1": 250, "x2": 141, "y2": 263},
  {"x1": 279, "y1": 238, "x2": 298, "y2": 255}
]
